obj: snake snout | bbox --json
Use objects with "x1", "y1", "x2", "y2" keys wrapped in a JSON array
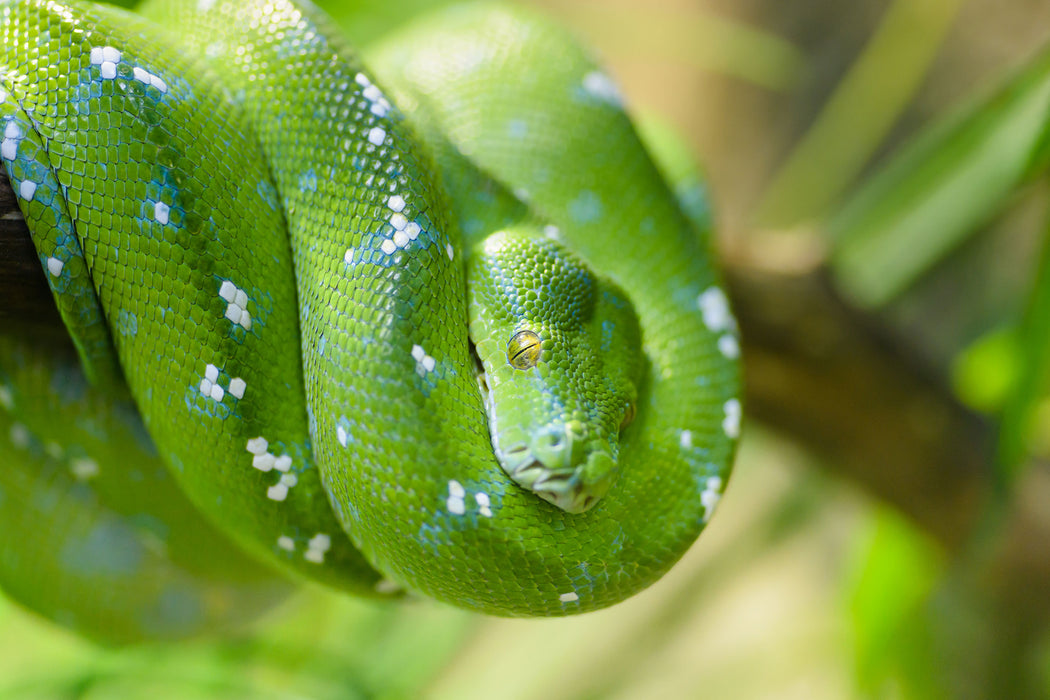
[{"x1": 494, "y1": 422, "x2": 616, "y2": 514}]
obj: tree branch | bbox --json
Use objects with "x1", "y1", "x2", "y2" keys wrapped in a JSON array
[
  {"x1": 0, "y1": 171, "x2": 1008, "y2": 552},
  {"x1": 0, "y1": 174, "x2": 63, "y2": 337}
]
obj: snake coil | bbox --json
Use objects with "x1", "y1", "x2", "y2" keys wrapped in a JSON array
[{"x1": 0, "y1": 0, "x2": 740, "y2": 641}]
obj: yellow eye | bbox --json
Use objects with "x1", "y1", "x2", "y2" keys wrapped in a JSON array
[
  {"x1": 620, "y1": 402, "x2": 635, "y2": 430},
  {"x1": 508, "y1": 330, "x2": 542, "y2": 370}
]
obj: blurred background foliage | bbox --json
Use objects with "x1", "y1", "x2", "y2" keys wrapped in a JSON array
[{"x1": 5, "y1": 0, "x2": 1050, "y2": 697}]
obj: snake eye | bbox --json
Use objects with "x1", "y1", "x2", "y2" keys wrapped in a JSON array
[
  {"x1": 508, "y1": 330, "x2": 542, "y2": 370},
  {"x1": 620, "y1": 401, "x2": 635, "y2": 430}
]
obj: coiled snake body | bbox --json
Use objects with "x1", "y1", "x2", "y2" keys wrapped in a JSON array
[{"x1": 0, "y1": 0, "x2": 740, "y2": 639}]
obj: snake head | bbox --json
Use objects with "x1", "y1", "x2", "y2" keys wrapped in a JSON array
[{"x1": 468, "y1": 229, "x2": 643, "y2": 514}]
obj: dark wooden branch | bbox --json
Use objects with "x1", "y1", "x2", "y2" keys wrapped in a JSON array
[
  {"x1": 726, "y1": 258, "x2": 990, "y2": 549},
  {"x1": 0, "y1": 173, "x2": 63, "y2": 337},
  {"x1": 0, "y1": 170, "x2": 995, "y2": 548}
]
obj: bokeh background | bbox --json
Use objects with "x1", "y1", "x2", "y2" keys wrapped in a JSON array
[{"x1": 4, "y1": 0, "x2": 1050, "y2": 697}]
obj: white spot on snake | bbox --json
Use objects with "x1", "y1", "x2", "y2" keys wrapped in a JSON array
[
  {"x1": 149, "y1": 75, "x2": 167, "y2": 93},
  {"x1": 367, "y1": 126, "x2": 386, "y2": 146},
  {"x1": 228, "y1": 377, "x2": 246, "y2": 399},
  {"x1": 200, "y1": 364, "x2": 228, "y2": 402},
  {"x1": 698, "y1": 287, "x2": 735, "y2": 333},
  {"x1": 447, "y1": 479, "x2": 466, "y2": 515},
  {"x1": 46, "y1": 256, "x2": 64, "y2": 277},
  {"x1": 132, "y1": 66, "x2": 150, "y2": 84},
  {"x1": 679, "y1": 430, "x2": 693, "y2": 450},
  {"x1": 355, "y1": 72, "x2": 371, "y2": 87},
  {"x1": 252, "y1": 453, "x2": 275, "y2": 472},
  {"x1": 380, "y1": 239, "x2": 396, "y2": 255},
  {"x1": 406, "y1": 222, "x2": 421, "y2": 240},
  {"x1": 700, "y1": 476, "x2": 723, "y2": 522},
  {"x1": 219, "y1": 280, "x2": 236, "y2": 302},
  {"x1": 280, "y1": 473, "x2": 298, "y2": 487},
  {"x1": 336, "y1": 425, "x2": 348, "y2": 447},
  {"x1": 218, "y1": 281, "x2": 252, "y2": 330},
  {"x1": 267, "y1": 483, "x2": 288, "y2": 501},
  {"x1": 70, "y1": 457, "x2": 99, "y2": 481},
  {"x1": 390, "y1": 212, "x2": 408, "y2": 231},
  {"x1": 277, "y1": 535, "x2": 295, "y2": 552},
  {"x1": 274, "y1": 455, "x2": 292, "y2": 473},
  {"x1": 153, "y1": 201, "x2": 169, "y2": 225},
  {"x1": 89, "y1": 47, "x2": 103, "y2": 65},
  {"x1": 722, "y1": 398, "x2": 741, "y2": 439},
  {"x1": 446, "y1": 243, "x2": 454, "y2": 260},
  {"x1": 393, "y1": 230, "x2": 409, "y2": 248},
  {"x1": 412, "y1": 344, "x2": 437, "y2": 375},
  {"x1": 582, "y1": 70, "x2": 623, "y2": 106},
  {"x1": 19, "y1": 180, "x2": 36, "y2": 201},
  {"x1": 1, "y1": 138, "x2": 17, "y2": 160},
  {"x1": 559, "y1": 591, "x2": 579, "y2": 603},
  {"x1": 100, "y1": 61, "x2": 117, "y2": 80},
  {"x1": 371, "y1": 100, "x2": 391, "y2": 118},
  {"x1": 718, "y1": 334, "x2": 739, "y2": 359},
  {"x1": 246, "y1": 437, "x2": 268, "y2": 455},
  {"x1": 387, "y1": 194, "x2": 405, "y2": 212},
  {"x1": 0, "y1": 386, "x2": 11, "y2": 410},
  {"x1": 9, "y1": 423, "x2": 29, "y2": 449},
  {"x1": 343, "y1": 248, "x2": 354, "y2": 264},
  {"x1": 475, "y1": 492, "x2": 493, "y2": 518},
  {"x1": 197, "y1": 0, "x2": 216, "y2": 11},
  {"x1": 304, "y1": 533, "x2": 331, "y2": 563},
  {"x1": 101, "y1": 46, "x2": 121, "y2": 64},
  {"x1": 375, "y1": 579, "x2": 401, "y2": 594}
]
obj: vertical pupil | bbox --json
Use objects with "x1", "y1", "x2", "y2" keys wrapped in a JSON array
[{"x1": 508, "y1": 330, "x2": 541, "y2": 369}]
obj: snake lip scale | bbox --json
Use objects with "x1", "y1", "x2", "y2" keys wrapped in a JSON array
[{"x1": 0, "y1": 0, "x2": 741, "y2": 630}]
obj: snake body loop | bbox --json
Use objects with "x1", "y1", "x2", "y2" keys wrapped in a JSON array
[{"x1": 0, "y1": 0, "x2": 740, "y2": 632}]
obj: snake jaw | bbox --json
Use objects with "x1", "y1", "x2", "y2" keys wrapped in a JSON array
[{"x1": 496, "y1": 428, "x2": 615, "y2": 514}]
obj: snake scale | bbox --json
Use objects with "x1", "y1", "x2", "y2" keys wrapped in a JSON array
[{"x1": 0, "y1": 0, "x2": 740, "y2": 641}]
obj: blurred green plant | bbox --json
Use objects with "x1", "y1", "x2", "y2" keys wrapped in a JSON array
[{"x1": 846, "y1": 508, "x2": 945, "y2": 699}]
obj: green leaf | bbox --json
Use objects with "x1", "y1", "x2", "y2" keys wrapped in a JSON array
[
  {"x1": 997, "y1": 221, "x2": 1050, "y2": 483},
  {"x1": 847, "y1": 507, "x2": 945, "y2": 699},
  {"x1": 830, "y1": 48, "x2": 1050, "y2": 308},
  {"x1": 951, "y1": 326, "x2": 1022, "y2": 414},
  {"x1": 758, "y1": 0, "x2": 963, "y2": 227}
]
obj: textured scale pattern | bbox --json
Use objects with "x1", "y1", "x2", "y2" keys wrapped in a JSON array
[{"x1": 0, "y1": 0, "x2": 741, "y2": 631}]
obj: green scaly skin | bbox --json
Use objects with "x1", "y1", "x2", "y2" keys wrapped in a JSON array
[
  {"x1": 0, "y1": 339, "x2": 290, "y2": 643},
  {"x1": 0, "y1": 0, "x2": 741, "y2": 627}
]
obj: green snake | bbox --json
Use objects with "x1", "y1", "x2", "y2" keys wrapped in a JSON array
[{"x1": 0, "y1": 0, "x2": 740, "y2": 639}]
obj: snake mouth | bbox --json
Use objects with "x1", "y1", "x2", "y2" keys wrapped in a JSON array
[{"x1": 499, "y1": 444, "x2": 612, "y2": 514}]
